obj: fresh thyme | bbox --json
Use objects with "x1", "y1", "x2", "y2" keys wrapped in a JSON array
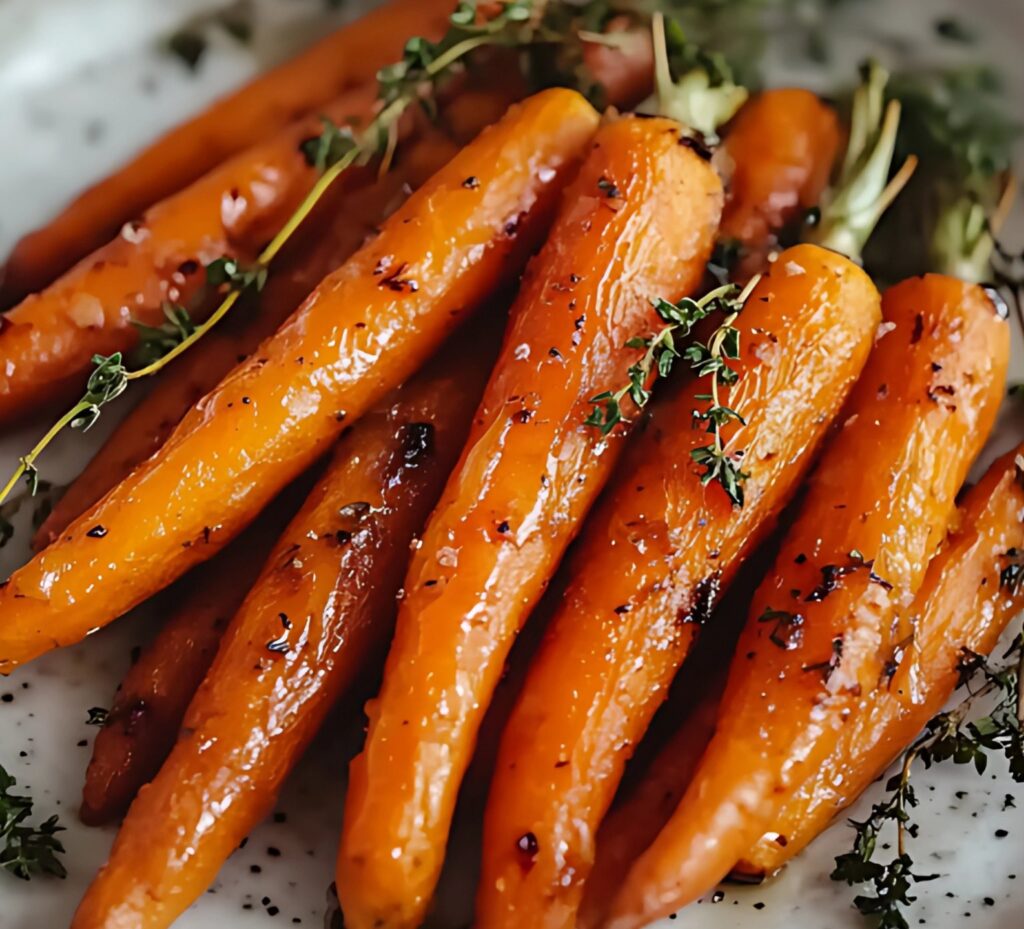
[
  {"x1": 586, "y1": 276, "x2": 758, "y2": 505},
  {"x1": 0, "y1": 1, "x2": 544, "y2": 511},
  {"x1": 832, "y1": 627, "x2": 1023, "y2": 928},
  {"x1": 0, "y1": 765, "x2": 66, "y2": 881}
]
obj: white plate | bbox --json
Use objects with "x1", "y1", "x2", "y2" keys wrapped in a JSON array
[{"x1": 0, "y1": 2, "x2": 1022, "y2": 928}]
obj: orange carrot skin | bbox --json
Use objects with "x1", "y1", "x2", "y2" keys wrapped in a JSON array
[
  {"x1": 76, "y1": 477, "x2": 316, "y2": 826},
  {"x1": 70, "y1": 325, "x2": 495, "y2": 929},
  {"x1": 608, "y1": 275, "x2": 1010, "y2": 929},
  {"x1": 0, "y1": 88, "x2": 600, "y2": 675},
  {"x1": 578, "y1": 663, "x2": 725, "y2": 929},
  {"x1": 30, "y1": 102, "x2": 487, "y2": 547},
  {"x1": 477, "y1": 244, "x2": 880, "y2": 929},
  {"x1": 72, "y1": 97, "x2": 505, "y2": 822},
  {"x1": 736, "y1": 445, "x2": 1024, "y2": 878},
  {"x1": 0, "y1": 84, "x2": 380, "y2": 425},
  {"x1": 720, "y1": 89, "x2": 841, "y2": 278},
  {"x1": 338, "y1": 115, "x2": 724, "y2": 929},
  {"x1": 0, "y1": 0, "x2": 455, "y2": 306}
]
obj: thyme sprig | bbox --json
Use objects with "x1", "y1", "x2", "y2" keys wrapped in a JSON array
[
  {"x1": 832, "y1": 626, "x2": 1023, "y2": 928},
  {"x1": 688, "y1": 274, "x2": 760, "y2": 506},
  {"x1": 586, "y1": 276, "x2": 759, "y2": 505},
  {"x1": 0, "y1": 2, "x2": 541, "y2": 510},
  {"x1": 0, "y1": 765, "x2": 66, "y2": 881}
]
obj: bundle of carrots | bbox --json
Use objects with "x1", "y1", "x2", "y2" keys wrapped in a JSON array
[{"x1": 0, "y1": 3, "x2": 1019, "y2": 929}]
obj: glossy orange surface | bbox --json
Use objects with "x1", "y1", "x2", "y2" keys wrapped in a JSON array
[
  {"x1": 337, "y1": 115, "x2": 724, "y2": 929},
  {"x1": 31, "y1": 86, "x2": 522, "y2": 546},
  {"x1": 737, "y1": 444, "x2": 1024, "y2": 876},
  {"x1": 0, "y1": 83, "x2": 380, "y2": 424},
  {"x1": 0, "y1": 0, "x2": 455, "y2": 305},
  {"x1": 78, "y1": 491, "x2": 300, "y2": 826},
  {"x1": 0, "y1": 88, "x2": 600, "y2": 674},
  {"x1": 478, "y1": 243, "x2": 880, "y2": 929},
  {"x1": 608, "y1": 275, "x2": 1010, "y2": 929},
  {"x1": 70, "y1": 324, "x2": 496, "y2": 929},
  {"x1": 720, "y1": 89, "x2": 841, "y2": 278}
]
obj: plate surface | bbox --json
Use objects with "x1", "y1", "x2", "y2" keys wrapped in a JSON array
[{"x1": 0, "y1": 1, "x2": 1022, "y2": 928}]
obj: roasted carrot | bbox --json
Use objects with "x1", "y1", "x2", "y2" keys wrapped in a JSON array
[
  {"x1": 0, "y1": 83, "x2": 381, "y2": 425},
  {"x1": 337, "y1": 113, "x2": 724, "y2": 929},
  {"x1": 71, "y1": 321, "x2": 496, "y2": 929},
  {"x1": 31, "y1": 74, "x2": 526, "y2": 547},
  {"x1": 477, "y1": 243, "x2": 880, "y2": 929},
  {"x1": 577, "y1": 543, "x2": 777, "y2": 929},
  {"x1": 719, "y1": 88, "x2": 842, "y2": 279},
  {"x1": 735, "y1": 444, "x2": 1024, "y2": 878},
  {"x1": 0, "y1": 88, "x2": 599, "y2": 675},
  {"x1": 607, "y1": 275, "x2": 1010, "y2": 929},
  {"x1": 76, "y1": 476, "x2": 317, "y2": 826},
  {"x1": 0, "y1": 0, "x2": 455, "y2": 306}
]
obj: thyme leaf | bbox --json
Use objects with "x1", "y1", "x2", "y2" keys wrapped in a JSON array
[
  {"x1": 0, "y1": 1, "x2": 543, "y2": 509},
  {"x1": 832, "y1": 623, "x2": 1023, "y2": 927},
  {"x1": 585, "y1": 276, "x2": 758, "y2": 505},
  {"x1": 0, "y1": 765, "x2": 66, "y2": 881}
]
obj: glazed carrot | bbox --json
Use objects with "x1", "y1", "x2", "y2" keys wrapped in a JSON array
[
  {"x1": 577, "y1": 545, "x2": 776, "y2": 929},
  {"x1": 31, "y1": 76, "x2": 528, "y2": 547},
  {"x1": 338, "y1": 113, "x2": 724, "y2": 929},
  {"x1": 0, "y1": 88, "x2": 600, "y2": 675},
  {"x1": 0, "y1": 0, "x2": 455, "y2": 305},
  {"x1": 78, "y1": 486, "x2": 305, "y2": 826},
  {"x1": 719, "y1": 88, "x2": 842, "y2": 280},
  {"x1": 607, "y1": 275, "x2": 1010, "y2": 929},
  {"x1": 71, "y1": 323, "x2": 496, "y2": 929},
  {"x1": 735, "y1": 444, "x2": 1024, "y2": 878},
  {"x1": 477, "y1": 243, "x2": 880, "y2": 929},
  {"x1": 0, "y1": 82, "x2": 380, "y2": 424}
]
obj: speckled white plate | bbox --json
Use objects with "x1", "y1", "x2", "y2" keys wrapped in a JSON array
[{"x1": 0, "y1": 1, "x2": 1022, "y2": 928}]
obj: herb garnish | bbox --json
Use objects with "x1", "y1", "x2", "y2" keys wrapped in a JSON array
[
  {"x1": 832, "y1": 630, "x2": 1023, "y2": 927},
  {"x1": 585, "y1": 276, "x2": 758, "y2": 504},
  {"x1": 0, "y1": 1, "x2": 540, "y2": 510},
  {"x1": 0, "y1": 765, "x2": 66, "y2": 881}
]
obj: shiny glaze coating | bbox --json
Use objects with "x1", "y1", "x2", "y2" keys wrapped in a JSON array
[
  {"x1": 338, "y1": 115, "x2": 724, "y2": 929},
  {"x1": 719, "y1": 89, "x2": 841, "y2": 279},
  {"x1": 0, "y1": 0, "x2": 455, "y2": 305},
  {"x1": 736, "y1": 444, "x2": 1024, "y2": 877},
  {"x1": 70, "y1": 324, "x2": 496, "y2": 929},
  {"x1": 0, "y1": 88, "x2": 600, "y2": 673},
  {"x1": 478, "y1": 243, "x2": 880, "y2": 929},
  {"x1": 31, "y1": 76, "x2": 525, "y2": 546},
  {"x1": 78, "y1": 481, "x2": 311, "y2": 826},
  {"x1": 0, "y1": 83, "x2": 382, "y2": 423},
  {"x1": 608, "y1": 274, "x2": 1010, "y2": 929}
]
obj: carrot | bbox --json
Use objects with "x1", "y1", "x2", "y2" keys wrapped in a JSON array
[
  {"x1": 606, "y1": 275, "x2": 1010, "y2": 929},
  {"x1": 70, "y1": 322, "x2": 496, "y2": 929},
  {"x1": 476, "y1": 243, "x2": 880, "y2": 929},
  {"x1": 577, "y1": 542, "x2": 777, "y2": 929},
  {"x1": 719, "y1": 88, "x2": 842, "y2": 280},
  {"x1": 0, "y1": 0, "x2": 455, "y2": 306},
  {"x1": 0, "y1": 82, "x2": 380, "y2": 425},
  {"x1": 0, "y1": 88, "x2": 600, "y2": 675},
  {"x1": 735, "y1": 444, "x2": 1024, "y2": 879},
  {"x1": 31, "y1": 74, "x2": 525, "y2": 547},
  {"x1": 78, "y1": 488, "x2": 302, "y2": 826},
  {"x1": 337, "y1": 113, "x2": 724, "y2": 929}
]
